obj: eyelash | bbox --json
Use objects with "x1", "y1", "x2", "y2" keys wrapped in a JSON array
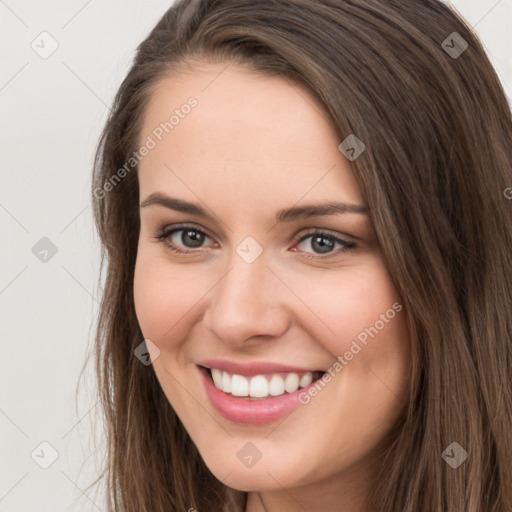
[{"x1": 153, "y1": 223, "x2": 357, "y2": 259}]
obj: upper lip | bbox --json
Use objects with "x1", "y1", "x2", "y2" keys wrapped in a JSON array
[{"x1": 198, "y1": 359, "x2": 324, "y2": 377}]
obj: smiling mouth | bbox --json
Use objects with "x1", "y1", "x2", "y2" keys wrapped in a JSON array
[{"x1": 201, "y1": 366, "x2": 326, "y2": 400}]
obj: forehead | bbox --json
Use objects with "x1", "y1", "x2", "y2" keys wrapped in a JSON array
[{"x1": 137, "y1": 61, "x2": 364, "y2": 212}]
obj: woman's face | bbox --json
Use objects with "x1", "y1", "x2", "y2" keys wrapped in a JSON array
[{"x1": 134, "y1": 61, "x2": 410, "y2": 504}]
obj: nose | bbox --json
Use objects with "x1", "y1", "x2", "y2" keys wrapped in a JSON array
[{"x1": 202, "y1": 249, "x2": 290, "y2": 346}]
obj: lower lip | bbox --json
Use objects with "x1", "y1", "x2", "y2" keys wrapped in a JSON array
[{"x1": 198, "y1": 365, "x2": 317, "y2": 425}]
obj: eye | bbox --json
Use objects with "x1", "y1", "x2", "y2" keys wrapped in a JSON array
[
  {"x1": 292, "y1": 229, "x2": 357, "y2": 258},
  {"x1": 153, "y1": 224, "x2": 357, "y2": 259},
  {"x1": 154, "y1": 223, "x2": 217, "y2": 254}
]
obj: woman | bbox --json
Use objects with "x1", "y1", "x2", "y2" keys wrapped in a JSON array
[{"x1": 90, "y1": 0, "x2": 512, "y2": 510}]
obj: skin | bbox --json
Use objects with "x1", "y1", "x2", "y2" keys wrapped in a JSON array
[{"x1": 133, "y1": 60, "x2": 410, "y2": 512}]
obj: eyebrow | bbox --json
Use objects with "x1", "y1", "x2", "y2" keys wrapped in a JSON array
[{"x1": 140, "y1": 192, "x2": 369, "y2": 223}]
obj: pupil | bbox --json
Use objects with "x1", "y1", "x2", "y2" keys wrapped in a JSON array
[
  {"x1": 182, "y1": 230, "x2": 204, "y2": 248},
  {"x1": 312, "y1": 235, "x2": 334, "y2": 254}
]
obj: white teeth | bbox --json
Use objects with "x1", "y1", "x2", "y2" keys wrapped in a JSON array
[
  {"x1": 211, "y1": 368, "x2": 223, "y2": 389},
  {"x1": 222, "y1": 371, "x2": 231, "y2": 393},
  {"x1": 249, "y1": 375, "x2": 269, "y2": 398},
  {"x1": 269, "y1": 374, "x2": 285, "y2": 396},
  {"x1": 209, "y1": 369, "x2": 317, "y2": 398},
  {"x1": 284, "y1": 373, "x2": 300, "y2": 393},
  {"x1": 231, "y1": 374, "x2": 249, "y2": 396},
  {"x1": 299, "y1": 372, "x2": 313, "y2": 388}
]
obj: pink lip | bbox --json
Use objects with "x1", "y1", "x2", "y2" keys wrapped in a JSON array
[
  {"x1": 197, "y1": 358, "x2": 321, "y2": 377},
  {"x1": 198, "y1": 365, "x2": 321, "y2": 425}
]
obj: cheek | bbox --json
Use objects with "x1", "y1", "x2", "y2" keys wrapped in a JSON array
[
  {"x1": 134, "y1": 247, "x2": 406, "y2": 359},
  {"x1": 286, "y1": 257, "x2": 405, "y2": 354},
  {"x1": 133, "y1": 247, "x2": 206, "y2": 345}
]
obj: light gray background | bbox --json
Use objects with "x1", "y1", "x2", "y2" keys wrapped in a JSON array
[{"x1": 1, "y1": 1, "x2": 511, "y2": 511}]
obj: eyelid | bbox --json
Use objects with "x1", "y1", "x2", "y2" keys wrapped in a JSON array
[
  {"x1": 291, "y1": 227, "x2": 355, "y2": 244},
  {"x1": 157, "y1": 222, "x2": 216, "y2": 242},
  {"x1": 156, "y1": 224, "x2": 351, "y2": 245}
]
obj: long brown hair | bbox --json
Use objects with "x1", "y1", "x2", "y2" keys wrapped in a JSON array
[{"x1": 89, "y1": 1, "x2": 512, "y2": 510}]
